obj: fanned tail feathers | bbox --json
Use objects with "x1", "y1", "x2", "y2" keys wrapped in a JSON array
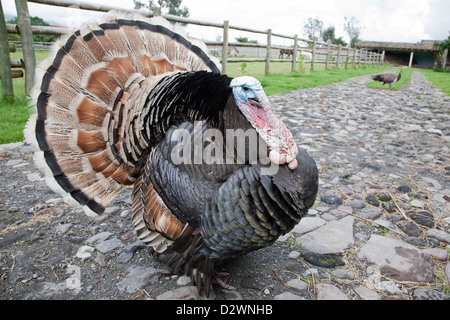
[{"x1": 25, "y1": 11, "x2": 220, "y2": 216}]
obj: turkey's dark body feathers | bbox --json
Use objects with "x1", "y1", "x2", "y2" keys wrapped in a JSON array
[{"x1": 142, "y1": 118, "x2": 318, "y2": 294}]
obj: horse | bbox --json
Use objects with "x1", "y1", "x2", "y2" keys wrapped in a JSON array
[{"x1": 279, "y1": 49, "x2": 293, "y2": 59}]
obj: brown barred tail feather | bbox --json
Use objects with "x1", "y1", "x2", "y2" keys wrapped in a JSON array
[{"x1": 24, "y1": 12, "x2": 220, "y2": 216}]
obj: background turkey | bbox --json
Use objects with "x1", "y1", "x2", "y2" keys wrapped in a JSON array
[
  {"x1": 372, "y1": 70, "x2": 403, "y2": 88},
  {"x1": 24, "y1": 12, "x2": 318, "y2": 297}
]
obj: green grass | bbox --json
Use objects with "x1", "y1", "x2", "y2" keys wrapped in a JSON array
[
  {"x1": 257, "y1": 65, "x2": 392, "y2": 96},
  {"x1": 0, "y1": 78, "x2": 31, "y2": 144},
  {"x1": 226, "y1": 61, "x2": 393, "y2": 96},
  {"x1": 226, "y1": 61, "x2": 347, "y2": 78},
  {"x1": 9, "y1": 49, "x2": 51, "y2": 62},
  {"x1": 0, "y1": 50, "x2": 50, "y2": 144},
  {"x1": 419, "y1": 69, "x2": 450, "y2": 95}
]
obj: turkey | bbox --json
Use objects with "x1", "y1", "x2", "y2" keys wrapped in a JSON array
[
  {"x1": 24, "y1": 12, "x2": 318, "y2": 297},
  {"x1": 372, "y1": 70, "x2": 402, "y2": 88}
]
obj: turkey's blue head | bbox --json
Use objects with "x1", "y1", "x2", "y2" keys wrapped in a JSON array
[{"x1": 230, "y1": 76, "x2": 298, "y2": 170}]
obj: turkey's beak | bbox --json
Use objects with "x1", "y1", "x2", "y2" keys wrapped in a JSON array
[
  {"x1": 248, "y1": 97, "x2": 263, "y2": 109},
  {"x1": 251, "y1": 89, "x2": 271, "y2": 110}
]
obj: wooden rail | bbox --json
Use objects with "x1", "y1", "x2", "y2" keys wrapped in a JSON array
[{"x1": 0, "y1": 2, "x2": 14, "y2": 97}]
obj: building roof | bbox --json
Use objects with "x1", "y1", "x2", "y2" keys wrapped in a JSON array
[{"x1": 357, "y1": 40, "x2": 438, "y2": 52}]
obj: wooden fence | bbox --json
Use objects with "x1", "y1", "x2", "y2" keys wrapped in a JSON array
[
  {"x1": 0, "y1": 0, "x2": 384, "y2": 97},
  {"x1": 9, "y1": 40, "x2": 53, "y2": 51}
]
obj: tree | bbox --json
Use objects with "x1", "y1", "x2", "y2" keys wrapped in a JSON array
[
  {"x1": 235, "y1": 37, "x2": 258, "y2": 44},
  {"x1": 434, "y1": 31, "x2": 449, "y2": 69},
  {"x1": 434, "y1": 31, "x2": 450, "y2": 52},
  {"x1": 303, "y1": 17, "x2": 323, "y2": 43},
  {"x1": 322, "y1": 26, "x2": 335, "y2": 44},
  {"x1": 7, "y1": 16, "x2": 56, "y2": 42},
  {"x1": 343, "y1": 16, "x2": 363, "y2": 48},
  {"x1": 322, "y1": 25, "x2": 347, "y2": 46},
  {"x1": 332, "y1": 37, "x2": 347, "y2": 47},
  {"x1": 134, "y1": 0, "x2": 189, "y2": 18}
]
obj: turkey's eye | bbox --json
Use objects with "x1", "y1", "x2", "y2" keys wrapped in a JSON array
[{"x1": 243, "y1": 87, "x2": 249, "y2": 92}]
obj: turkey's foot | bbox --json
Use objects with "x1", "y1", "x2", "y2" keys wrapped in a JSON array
[{"x1": 212, "y1": 272, "x2": 235, "y2": 291}]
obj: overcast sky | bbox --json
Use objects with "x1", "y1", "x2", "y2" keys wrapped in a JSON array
[{"x1": 2, "y1": 0, "x2": 449, "y2": 45}]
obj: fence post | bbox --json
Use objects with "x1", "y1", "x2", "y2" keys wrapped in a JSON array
[
  {"x1": 221, "y1": 20, "x2": 229, "y2": 74},
  {"x1": 291, "y1": 34, "x2": 298, "y2": 72},
  {"x1": 325, "y1": 44, "x2": 330, "y2": 70},
  {"x1": 311, "y1": 39, "x2": 316, "y2": 71},
  {"x1": 358, "y1": 49, "x2": 362, "y2": 66},
  {"x1": 265, "y1": 29, "x2": 271, "y2": 75},
  {"x1": 336, "y1": 44, "x2": 341, "y2": 69},
  {"x1": 0, "y1": 2, "x2": 14, "y2": 98},
  {"x1": 344, "y1": 46, "x2": 349, "y2": 71},
  {"x1": 15, "y1": 0, "x2": 36, "y2": 94},
  {"x1": 153, "y1": 7, "x2": 161, "y2": 16}
]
